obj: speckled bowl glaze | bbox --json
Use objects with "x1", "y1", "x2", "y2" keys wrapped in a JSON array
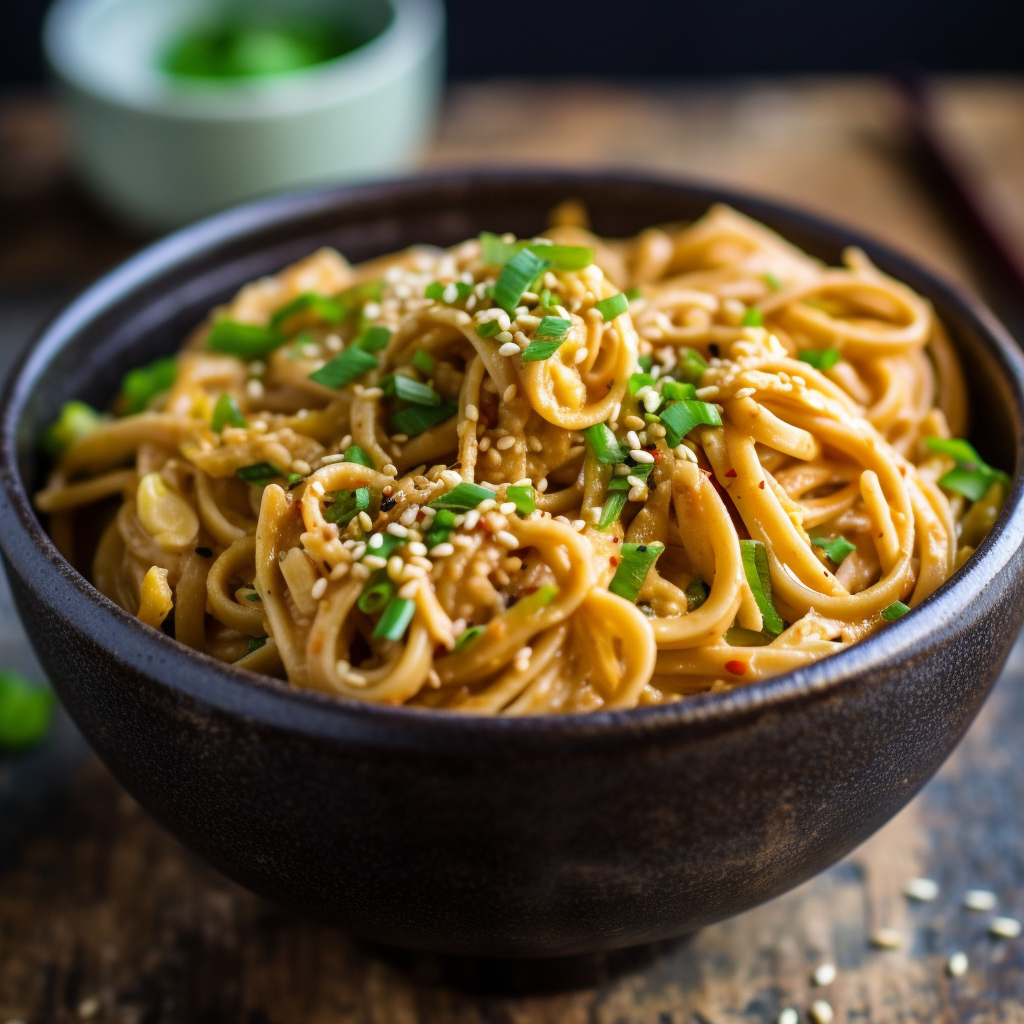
[{"x1": 2, "y1": 172, "x2": 1023, "y2": 958}]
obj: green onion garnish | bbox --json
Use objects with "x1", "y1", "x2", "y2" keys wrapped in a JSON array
[
  {"x1": 390, "y1": 399, "x2": 458, "y2": 438},
  {"x1": 383, "y1": 373, "x2": 441, "y2": 407},
  {"x1": 358, "y1": 572, "x2": 395, "y2": 614},
  {"x1": 739, "y1": 539, "x2": 784, "y2": 636},
  {"x1": 661, "y1": 380, "x2": 697, "y2": 401},
  {"x1": 625, "y1": 286, "x2": 643, "y2": 301},
  {"x1": 429, "y1": 481, "x2": 494, "y2": 511},
  {"x1": 810, "y1": 534, "x2": 856, "y2": 565},
  {"x1": 41, "y1": 400, "x2": 102, "y2": 459},
  {"x1": 660, "y1": 400, "x2": 723, "y2": 448},
  {"x1": 881, "y1": 600, "x2": 910, "y2": 622},
  {"x1": 597, "y1": 463, "x2": 653, "y2": 530},
  {"x1": 723, "y1": 626, "x2": 775, "y2": 647},
  {"x1": 343, "y1": 444, "x2": 374, "y2": 468},
  {"x1": 355, "y1": 325, "x2": 392, "y2": 353},
  {"x1": 372, "y1": 597, "x2": 416, "y2": 641},
  {"x1": 594, "y1": 293, "x2": 629, "y2": 320},
  {"x1": 324, "y1": 486, "x2": 370, "y2": 526},
  {"x1": 245, "y1": 590, "x2": 261, "y2": 601},
  {"x1": 741, "y1": 307, "x2": 764, "y2": 327},
  {"x1": 247, "y1": 636, "x2": 267, "y2": 653},
  {"x1": 236, "y1": 462, "x2": 284, "y2": 486},
  {"x1": 676, "y1": 348, "x2": 709, "y2": 385},
  {"x1": 308, "y1": 346, "x2": 378, "y2": 388},
  {"x1": 0, "y1": 670, "x2": 55, "y2": 752},
  {"x1": 211, "y1": 393, "x2": 247, "y2": 432},
  {"x1": 479, "y1": 231, "x2": 520, "y2": 266},
  {"x1": 507, "y1": 485, "x2": 536, "y2": 517},
  {"x1": 287, "y1": 472, "x2": 304, "y2": 487},
  {"x1": 520, "y1": 340, "x2": 565, "y2": 362},
  {"x1": 494, "y1": 249, "x2": 551, "y2": 314},
  {"x1": 364, "y1": 532, "x2": 403, "y2": 560},
  {"x1": 476, "y1": 319, "x2": 502, "y2": 338},
  {"x1": 609, "y1": 542, "x2": 665, "y2": 603},
  {"x1": 270, "y1": 291, "x2": 343, "y2": 329},
  {"x1": 925, "y1": 436, "x2": 1010, "y2": 501},
  {"x1": 424, "y1": 508, "x2": 458, "y2": 548},
  {"x1": 521, "y1": 317, "x2": 571, "y2": 361},
  {"x1": 412, "y1": 350, "x2": 435, "y2": 375},
  {"x1": 638, "y1": 354, "x2": 654, "y2": 373},
  {"x1": 763, "y1": 272, "x2": 783, "y2": 291},
  {"x1": 208, "y1": 319, "x2": 285, "y2": 358},
  {"x1": 478, "y1": 232, "x2": 594, "y2": 271},
  {"x1": 628, "y1": 372, "x2": 656, "y2": 394},
  {"x1": 798, "y1": 348, "x2": 841, "y2": 371},
  {"x1": 584, "y1": 422, "x2": 626, "y2": 464},
  {"x1": 425, "y1": 280, "x2": 473, "y2": 303},
  {"x1": 453, "y1": 625, "x2": 483, "y2": 651},
  {"x1": 685, "y1": 578, "x2": 709, "y2": 611},
  {"x1": 120, "y1": 355, "x2": 178, "y2": 414}
]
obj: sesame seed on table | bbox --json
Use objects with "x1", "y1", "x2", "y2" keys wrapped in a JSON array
[{"x1": 3, "y1": 76, "x2": 1024, "y2": 1022}]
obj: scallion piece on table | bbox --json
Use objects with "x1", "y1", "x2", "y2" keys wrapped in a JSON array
[
  {"x1": 372, "y1": 596, "x2": 416, "y2": 641},
  {"x1": 236, "y1": 462, "x2": 284, "y2": 486},
  {"x1": 358, "y1": 572, "x2": 395, "y2": 614},
  {"x1": 324, "y1": 487, "x2": 370, "y2": 526},
  {"x1": 476, "y1": 319, "x2": 502, "y2": 338},
  {"x1": 584, "y1": 422, "x2": 626, "y2": 464},
  {"x1": 307, "y1": 345, "x2": 378, "y2": 388},
  {"x1": 676, "y1": 347, "x2": 709, "y2": 384},
  {"x1": 881, "y1": 600, "x2": 911, "y2": 622},
  {"x1": 383, "y1": 373, "x2": 441, "y2": 406},
  {"x1": 494, "y1": 249, "x2": 550, "y2": 314},
  {"x1": 594, "y1": 293, "x2": 629, "y2": 320},
  {"x1": 506, "y1": 484, "x2": 536, "y2": 517},
  {"x1": 120, "y1": 355, "x2": 178, "y2": 414},
  {"x1": 412, "y1": 350, "x2": 435, "y2": 375},
  {"x1": 429, "y1": 481, "x2": 494, "y2": 511},
  {"x1": 798, "y1": 348, "x2": 841, "y2": 370},
  {"x1": 0, "y1": 670, "x2": 55, "y2": 752},
  {"x1": 740, "y1": 307, "x2": 764, "y2": 327},
  {"x1": 925, "y1": 436, "x2": 1010, "y2": 501},
  {"x1": 685, "y1": 577, "x2": 710, "y2": 611},
  {"x1": 211, "y1": 393, "x2": 247, "y2": 432},
  {"x1": 660, "y1": 400, "x2": 723, "y2": 448},
  {"x1": 390, "y1": 399, "x2": 458, "y2": 437},
  {"x1": 810, "y1": 534, "x2": 856, "y2": 565},
  {"x1": 608, "y1": 542, "x2": 665, "y2": 603},
  {"x1": 208, "y1": 319, "x2": 285, "y2": 358},
  {"x1": 41, "y1": 400, "x2": 101, "y2": 459},
  {"x1": 453, "y1": 625, "x2": 483, "y2": 651},
  {"x1": 270, "y1": 291, "x2": 343, "y2": 328},
  {"x1": 739, "y1": 539, "x2": 784, "y2": 636}
]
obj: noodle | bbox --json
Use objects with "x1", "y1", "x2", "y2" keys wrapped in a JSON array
[{"x1": 36, "y1": 204, "x2": 1008, "y2": 714}]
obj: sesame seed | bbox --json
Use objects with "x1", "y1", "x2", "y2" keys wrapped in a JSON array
[
  {"x1": 335, "y1": 659, "x2": 350, "y2": 676},
  {"x1": 630, "y1": 449, "x2": 655, "y2": 464},
  {"x1": 496, "y1": 331, "x2": 514, "y2": 345},
  {"x1": 623, "y1": 415, "x2": 645, "y2": 431},
  {"x1": 391, "y1": 433, "x2": 409, "y2": 444},
  {"x1": 246, "y1": 379, "x2": 265, "y2": 399},
  {"x1": 478, "y1": 498, "x2": 497, "y2": 512},
  {"x1": 964, "y1": 889, "x2": 998, "y2": 911},
  {"x1": 386, "y1": 555, "x2": 405, "y2": 580},
  {"x1": 478, "y1": 437, "x2": 491, "y2": 451},
  {"x1": 537, "y1": 478, "x2": 548, "y2": 492},
  {"x1": 870, "y1": 927, "x2": 903, "y2": 949},
  {"x1": 398, "y1": 579, "x2": 419, "y2": 600},
  {"x1": 634, "y1": 385, "x2": 652, "y2": 400},
  {"x1": 649, "y1": 423, "x2": 667, "y2": 438},
  {"x1": 496, "y1": 530, "x2": 519, "y2": 548},
  {"x1": 643, "y1": 390, "x2": 662, "y2": 413},
  {"x1": 400, "y1": 507, "x2": 419, "y2": 526},
  {"x1": 350, "y1": 562, "x2": 370, "y2": 581},
  {"x1": 325, "y1": 334, "x2": 343, "y2": 352},
  {"x1": 440, "y1": 470, "x2": 463, "y2": 487},
  {"x1": 695, "y1": 386, "x2": 720, "y2": 400},
  {"x1": 430, "y1": 542, "x2": 455, "y2": 557},
  {"x1": 626, "y1": 430, "x2": 641, "y2": 450},
  {"x1": 499, "y1": 501, "x2": 517, "y2": 515},
  {"x1": 588, "y1": 505, "x2": 603, "y2": 523},
  {"x1": 343, "y1": 670, "x2": 367, "y2": 687},
  {"x1": 464, "y1": 404, "x2": 479, "y2": 423},
  {"x1": 463, "y1": 510, "x2": 481, "y2": 530},
  {"x1": 383, "y1": 464, "x2": 398, "y2": 477},
  {"x1": 809, "y1": 999, "x2": 834, "y2": 1024},
  {"x1": 628, "y1": 485, "x2": 646, "y2": 502},
  {"x1": 574, "y1": 347, "x2": 588, "y2": 364},
  {"x1": 251, "y1": 420, "x2": 267, "y2": 432},
  {"x1": 813, "y1": 962, "x2": 836, "y2": 986},
  {"x1": 734, "y1": 387, "x2": 756, "y2": 399},
  {"x1": 626, "y1": 474, "x2": 645, "y2": 488},
  {"x1": 364, "y1": 302, "x2": 382, "y2": 319},
  {"x1": 572, "y1": 519, "x2": 586, "y2": 531},
  {"x1": 320, "y1": 454, "x2": 347, "y2": 465},
  {"x1": 339, "y1": 434, "x2": 353, "y2": 449},
  {"x1": 778, "y1": 1010, "x2": 799, "y2": 1024},
  {"x1": 904, "y1": 877, "x2": 939, "y2": 902},
  {"x1": 503, "y1": 384, "x2": 518, "y2": 403},
  {"x1": 406, "y1": 541, "x2": 428, "y2": 557},
  {"x1": 498, "y1": 341, "x2": 520, "y2": 357},
  {"x1": 291, "y1": 459, "x2": 311, "y2": 476},
  {"x1": 363, "y1": 554, "x2": 387, "y2": 570},
  {"x1": 513, "y1": 477, "x2": 532, "y2": 487},
  {"x1": 357, "y1": 511, "x2": 373, "y2": 532},
  {"x1": 989, "y1": 916, "x2": 1022, "y2": 939},
  {"x1": 310, "y1": 481, "x2": 325, "y2": 496},
  {"x1": 495, "y1": 435, "x2": 516, "y2": 450},
  {"x1": 947, "y1": 951, "x2": 968, "y2": 977},
  {"x1": 386, "y1": 523, "x2": 409, "y2": 537},
  {"x1": 310, "y1": 578, "x2": 327, "y2": 600}
]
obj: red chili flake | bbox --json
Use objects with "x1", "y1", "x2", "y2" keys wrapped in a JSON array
[
  {"x1": 644, "y1": 445, "x2": 665, "y2": 463},
  {"x1": 758, "y1": 480, "x2": 765, "y2": 489},
  {"x1": 610, "y1": 555, "x2": 620, "y2": 567},
  {"x1": 725, "y1": 659, "x2": 748, "y2": 676},
  {"x1": 613, "y1": 537, "x2": 621, "y2": 544},
  {"x1": 725, "y1": 468, "x2": 737, "y2": 478},
  {"x1": 524, "y1": 585, "x2": 539, "y2": 595}
]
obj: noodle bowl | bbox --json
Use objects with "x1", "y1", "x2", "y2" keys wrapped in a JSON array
[{"x1": 35, "y1": 204, "x2": 1008, "y2": 714}]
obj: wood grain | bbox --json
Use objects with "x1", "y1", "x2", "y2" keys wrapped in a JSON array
[{"x1": 2, "y1": 76, "x2": 1024, "y2": 1024}]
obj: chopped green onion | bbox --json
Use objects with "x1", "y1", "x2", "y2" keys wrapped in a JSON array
[
  {"x1": 628, "y1": 372, "x2": 656, "y2": 394},
  {"x1": 739, "y1": 539, "x2": 784, "y2": 636},
  {"x1": 676, "y1": 348, "x2": 709, "y2": 385},
  {"x1": 355, "y1": 325, "x2": 392, "y2": 353},
  {"x1": 724, "y1": 626, "x2": 775, "y2": 647},
  {"x1": 638, "y1": 354, "x2": 654, "y2": 373},
  {"x1": 476, "y1": 319, "x2": 502, "y2": 338},
  {"x1": 390, "y1": 399, "x2": 458, "y2": 438},
  {"x1": 479, "y1": 231, "x2": 520, "y2": 266},
  {"x1": 661, "y1": 380, "x2": 697, "y2": 401},
  {"x1": 660, "y1": 400, "x2": 723, "y2": 448},
  {"x1": 685, "y1": 578, "x2": 709, "y2": 611},
  {"x1": 425, "y1": 280, "x2": 473, "y2": 303},
  {"x1": 270, "y1": 291, "x2": 343, "y2": 328},
  {"x1": 453, "y1": 625, "x2": 483, "y2": 652},
  {"x1": 211, "y1": 394, "x2": 247, "y2": 432},
  {"x1": 763, "y1": 271, "x2": 783, "y2": 291},
  {"x1": 597, "y1": 491, "x2": 628, "y2": 530},
  {"x1": 412, "y1": 350, "x2": 435, "y2": 375},
  {"x1": 383, "y1": 373, "x2": 441, "y2": 406},
  {"x1": 324, "y1": 486, "x2": 370, "y2": 526},
  {"x1": 358, "y1": 572, "x2": 395, "y2": 614},
  {"x1": 287, "y1": 472, "x2": 304, "y2": 487},
  {"x1": 881, "y1": 600, "x2": 910, "y2": 622},
  {"x1": 494, "y1": 249, "x2": 550, "y2": 314},
  {"x1": 798, "y1": 348, "x2": 842, "y2": 371},
  {"x1": 308, "y1": 345, "x2": 378, "y2": 388},
  {"x1": 520, "y1": 338, "x2": 566, "y2": 362},
  {"x1": 741, "y1": 307, "x2": 764, "y2": 327},
  {"x1": 120, "y1": 355, "x2": 178, "y2": 414},
  {"x1": 609, "y1": 542, "x2": 665, "y2": 603},
  {"x1": 810, "y1": 534, "x2": 856, "y2": 565},
  {"x1": 236, "y1": 462, "x2": 284, "y2": 486},
  {"x1": 624, "y1": 286, "x2": 643, "y2": 301},
  {"x1": 507, "y1": 484, "x2": 536, "y2": 517},
  {"x1": 584, "y1": 422, "x2": 626, "y2": 464},
  {"x1": 372, "y1": 596, "x2": 416, "y2": 640},
  {"x1": 343, "y1": 444, "x2": 373, "y2": 468},
  {"x1": 0, "y1": 670, "x2": 55, "y2": 751},
  {"x1": 364, "y1": 532, "x2": 403, "y2": 560},
  {"x1": 514, "y1": 584, "x2": 558, "y2": 616},
  {"x1": 424, "y1": 508, "x2": 458, "y2": 548},
  {"x1": 429, "y1": 481, "x2": 494, "y2": 511},
  {"x1": 538, "y1": 288, "x2": 560, "y2": 309},
  {"x1": 925, "y1": 436, "x2": 1010, "y2": 501},
  {"x1": 41, "y1": 400, "x2": 102, "y2": 459},
  {"x1": 247, "y1": 636, "x2": 267, "y2": 653},
  {"x1": 478, "y1": 232, "x2": 594, "y2": 271},
  {"x1": 245, "y1": 591, "x2": 261, "y2": 602},
  {"x1": 208, "y1": 319, "x2": 285, "y2": 358},
  {"x1": 594, "y1": 293, "x2": 629, "y2": 320},
  {"x1": 535, "y1": 316, "x2": 571, "y2": 340}
]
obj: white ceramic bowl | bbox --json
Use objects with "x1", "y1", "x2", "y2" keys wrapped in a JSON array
[{"x1": 44, "y1": 0, "x2": 445, "y2": 231}]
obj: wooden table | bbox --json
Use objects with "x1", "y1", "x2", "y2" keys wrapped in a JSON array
[{"x1": 3, "y1": 76, "x2": 1024, "y2": 1024}]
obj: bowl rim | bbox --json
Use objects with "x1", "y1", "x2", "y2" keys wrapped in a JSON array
[
  {"x1": 43, "y1": 0, "x2": 445, "y2": 122},
  {"x1": 3, "y1": 167, "x2": 1024, "y2": 753}
]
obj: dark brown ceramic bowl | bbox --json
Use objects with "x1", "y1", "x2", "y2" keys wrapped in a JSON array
[{"x1": 2, "y1": 171, "x2": 1024, "y2": 959}]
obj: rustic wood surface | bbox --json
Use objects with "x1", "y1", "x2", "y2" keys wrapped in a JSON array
[{"x1": 2, "y1": 76, "x2": 1024, "y2": 1024}]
